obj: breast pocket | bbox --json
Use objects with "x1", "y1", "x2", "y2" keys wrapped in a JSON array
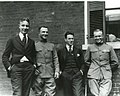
[
  {"x1": 46, "y1": 48, "x2": 53, "y2": 59},
  {"x1": 91, "y1": 50, "x2": 98, "y2": 59},
  {"x1": 36, "y1": 48, "x2": 43, "y2": 58},
  {"x1": 101, "y1": 50, "x2": 110, "y2": 60}
]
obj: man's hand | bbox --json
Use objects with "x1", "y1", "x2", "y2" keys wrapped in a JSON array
[
  {"x1": 8, "y1": 66, "x2": 11, "y2": 71},
  {"x1": 80, "y1": 70, "x2": 83, "y2": 75},
  {"x1": 54, "y1": 72, "x2": 59, "y2": 79},
  {"x1": 33, "y1": 64, "x2": 37, "y2": 68}
]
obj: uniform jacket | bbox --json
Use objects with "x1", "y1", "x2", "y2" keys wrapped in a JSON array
[
  {"x1": 85, "y1": 43, "x2": 118, "y2": 79},
  {"x1": 57, "y1": 45, "x2": 85, "y2": 73},
  {"x1": 35, "y1": 41, "x2": 59, "y2": 78},
  {"x1": 2, "y1": 35, "x2": 36, "y2": 77}
]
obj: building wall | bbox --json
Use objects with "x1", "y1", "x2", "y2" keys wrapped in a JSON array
[
  {"x1": 0, "y1": 1, "x2": 84, "y2": 52},
  {"x1": 0, "y1": 1, "x2": 120, "y2": 96}
]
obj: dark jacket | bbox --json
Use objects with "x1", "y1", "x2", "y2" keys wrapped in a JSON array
[
  {"x1": 57, "y1": 46, "x2": 85, "y2": 73},
  {"x1": 2, "y1": 35, "x2": 36, "y2": 77}
]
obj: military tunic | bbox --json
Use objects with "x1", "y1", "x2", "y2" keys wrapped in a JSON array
[
  {"x1": 33, "y1": 41, "x2": 59, "y2": 96},
  {"x1": 85, "y1": 43, "x2": 118, "y2": 96}
]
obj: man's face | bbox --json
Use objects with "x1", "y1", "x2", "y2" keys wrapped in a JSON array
[
  {"x1": 39, "y1": 27, "x2": 48, "y2": 40},
  {"x1": 65, "y1": 34, "x2": 74, "y2": 46},
  {"x1": 94, "y1": 31, "x2": 103, "y2": 44},
  {"x1": 19, "y1": 21, "x2": 29, "y2": 34}
]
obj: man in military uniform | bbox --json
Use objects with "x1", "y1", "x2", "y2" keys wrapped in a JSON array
[
  {"x1": 33, "y1": 26, "x2": 59, "y2": 96},
  {"x1": 85, "y1": 29, "x2": 119, "y2": 96}
]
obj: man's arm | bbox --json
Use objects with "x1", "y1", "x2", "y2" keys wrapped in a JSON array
[
  {"x1": 52, "y1": 44, "x2": 60, "y2": 79},
  {"x1": 79, "y1": 48, "x2": 85, "y2": 75},
  {"x1": 2, "y1": 38, "x2": 13, "y2": 71},
  {"x1": 84, "y1": 46, "x2": 91, "y2": 75},
  {"x1": 84, "y1": 46, "x2": 91, "y2": 67},
  {"x1": 110, "y1": 46, "x2": 119, "y2": 71},
  {"x1": 32, "y1": 41, "x2": 37, "y2": 68}
]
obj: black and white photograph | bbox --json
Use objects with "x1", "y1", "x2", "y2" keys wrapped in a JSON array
[{"x1": 0, "y1": 0, "x2": 120, "y2": 96}]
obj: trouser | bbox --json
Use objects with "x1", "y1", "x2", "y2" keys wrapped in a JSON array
[
  {"x1": 62, "y1": 71, "x2": 84, "y2": 96},
  {"x1": 88, "y1": 78, "x2": 112, "y2": 96},
  {"x1": 33, "y1": 77, "x2": 56, "y2": 96},
  {"x1": 10, "y1": 62, "x2": 35, "y2": 96}
]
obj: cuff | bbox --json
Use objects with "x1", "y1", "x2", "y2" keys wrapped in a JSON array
[{"x1": 80, "y1": 70, "x2": 83, "y2": 75}]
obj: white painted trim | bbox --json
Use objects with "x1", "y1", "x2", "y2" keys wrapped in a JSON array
[{"x1": 84, "y1": 1, "x2": 88, "y2": 45}]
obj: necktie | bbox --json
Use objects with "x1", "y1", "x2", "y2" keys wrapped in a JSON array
[{"x1": 23, "y1": 34, "x2": 26, "y2": 46}]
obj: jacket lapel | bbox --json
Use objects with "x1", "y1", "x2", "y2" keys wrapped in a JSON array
[
  {"x1": 16, "y1": 35, "x2": 24, "y2": 47},
  {"x1": 63, "y1": 47, "x2": 67, "y2": 60},
  {"x1": 73, "y1": 47, "x2": 78, "y2": 60}
]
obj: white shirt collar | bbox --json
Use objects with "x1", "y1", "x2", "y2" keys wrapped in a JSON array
[
  {"x1": 19, "y1": 32, "x2": 28, "y2": 41},
  {"x1": 66, "y1": 44, "x2": 73, "y2": 51}
]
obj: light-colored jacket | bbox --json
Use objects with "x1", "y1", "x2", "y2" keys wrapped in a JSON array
[
  {"x1": 35, "y1": 41, "x2": 59, "y2": 78},
  {"x1": 85, "y1": 43, "x2": 118, "y2": 79}
]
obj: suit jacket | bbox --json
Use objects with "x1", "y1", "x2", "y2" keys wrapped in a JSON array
[
  {"x1": 57, "y1": 45, "x2": 85, "y2": 73},
  {"x1": 2, "y1": 35, "x2": 36, "y2": 77},
  {"x1": 85, "y1": 44, "x2": 118, "y2": 79}
]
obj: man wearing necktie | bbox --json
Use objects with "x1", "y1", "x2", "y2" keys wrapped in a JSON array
[
  {"x1": 2, "y1": 18, "x2": 36, "y2": 96},
  {"x1": 57, "y1": 31, "x2": 85, "y2": 96},
  {"x1": 23, "y1": 34, "x2": 27, "y2": 46}
]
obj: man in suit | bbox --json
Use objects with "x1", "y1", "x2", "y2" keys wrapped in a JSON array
[
  {"x1": 2, "y1": 18, "x2": 36, "y2": 96},
  {"x1": 85, "y1": 29, "x2": 119, "y2": 96},
  {"x1": 32, "y1": 26, "x2": 59, "y2": 96},
  {"x1": 57, "y1": 31, "x2": 85, "y2": 96}
]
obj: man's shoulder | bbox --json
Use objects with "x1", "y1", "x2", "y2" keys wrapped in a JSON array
[
  {"x1": 87, "y1": 44, "x2": 95, "y2": 49},
  {"x1": 28, "y1": 37, "x2": 35, "y2": 42},
  {"x1": 88, "y1": 43, "x2": 113, "y2": 50},
  {"x1": 7, "y1": 35, "x2": 18, "y2": 42},
  {"x1": 57, "y1": 45, "x2": 65, "y2": 52},
  {"x1": 103, "y1": 43, "x2": 112, "y2": 48},
  {"x1": 47, "y1": 42, "x2": 54, "y2": 46}
]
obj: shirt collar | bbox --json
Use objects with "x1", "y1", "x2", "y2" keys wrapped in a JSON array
[
  {"x1": 66, "y1": 44, "x2": 73, "y2": 51},
  {"x1": 19, "y1": 32, "x2": 28, "y2": 41}
]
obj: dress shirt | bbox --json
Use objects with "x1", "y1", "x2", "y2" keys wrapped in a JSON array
[
  {"x1": 19, "y1": 32, "x2": 28, "y2": 43},
  {"x1": 66, "y1": 44, "x2": 73, "y2": 52},
  {"x1": 19, "y1": 32, "x2": 29, "y2": 62}
]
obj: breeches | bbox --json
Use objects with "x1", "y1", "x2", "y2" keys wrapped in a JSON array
[
  {"x1": 33, "y1": 76, "x2": 56, "y2": 96},
  {"x1": 88, "y1": 78, "x2": 112, "y2": 96},
  {"x1": 10, "y1": 62, "x2": 35, "y2": 96}
]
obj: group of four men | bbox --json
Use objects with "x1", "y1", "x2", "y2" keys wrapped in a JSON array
[{"x1": 2, "y1": 18, "x2": 119, "y2": 96}]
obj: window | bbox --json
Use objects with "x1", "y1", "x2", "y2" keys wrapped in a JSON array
[{"x1": 106, "y1": 9, "x2": 120, "y2": 41}]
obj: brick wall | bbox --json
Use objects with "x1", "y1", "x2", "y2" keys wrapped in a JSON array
[
  {"x1": 0, "y1": 2, "x2": 84, "y2": 96},
  {"x1": 109, "y1": 49, "x2": 120, "y2": 96},
  {"x1": 0, "y1": 1, "x2": 84, "y2": 52},
  {"x1": 1, "y1": 1, "x2": 120, "y2": 96}
]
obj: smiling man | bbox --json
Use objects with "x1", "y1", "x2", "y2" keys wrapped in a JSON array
[
  {"x1": 57, "y1": 31, "x2": 85, "y2": 96},
  {"x1": 33, "y1": 26, "x2": 60, "y2": 96},
  {"x1": 85, "y1": 29, "x2": 119, "y2": 96},
  {"x1": 2, "y1": 18, "x2": 36, "y2": 96}
]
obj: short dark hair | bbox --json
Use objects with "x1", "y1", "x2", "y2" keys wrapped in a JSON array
[
  {"x1": 38, "y1": 26, "x2": 48, "y2": 31},
  {"x1": 20, "y1": 17, "x2": 30, "y2": 24},
  {"x1": 64, "y1": 31, "x2": 74, "y2": 39}
]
